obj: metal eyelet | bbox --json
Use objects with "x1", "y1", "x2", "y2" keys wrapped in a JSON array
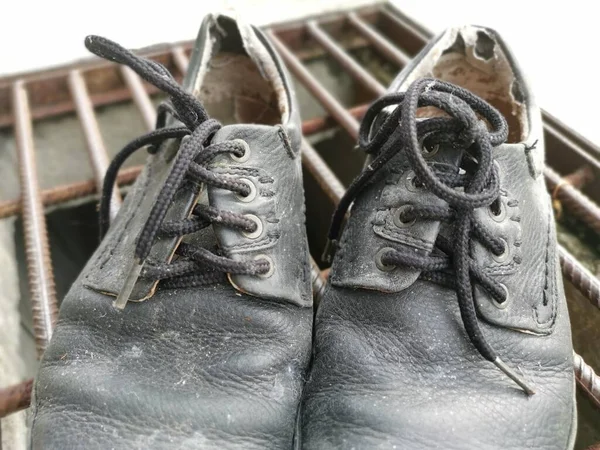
[
  {"x1": 492, "y1": 238, "x2": 510, "y2": 263},
  {"x1": 255, "y1": 254, "x2": 274, "y2": 278},
  {"x1": 235, "y1": 178, "x2": 257, "y2": 203},
  {"x1": 242, "y1": 214, "x2": 263, "y2": 239},
  {"x1": 230, "y1": 139, "x2": 251, "y2": 163},
  {"x1": 393, "y1": 205, "x2": 416, "y2": 228},
  {"x1": 404, "y1": 170, "x2": 420, "y2": 193},
  {"x1": 492, "y1": 283, "x2": 510, "y2": 309},
  {"x1": 488, "y1": 198, "x2": 506, "y2": 222},
  {"x1": 375, "y1": 247, "x2": 395, "y2": 272},
  {"x1": 419, "y1": 135, "x2": 439, "y2": 158}
]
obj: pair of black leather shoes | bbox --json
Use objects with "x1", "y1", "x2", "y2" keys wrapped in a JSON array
[{"x1": 31, "y1": 14, "x2": 576, "y2": 450}]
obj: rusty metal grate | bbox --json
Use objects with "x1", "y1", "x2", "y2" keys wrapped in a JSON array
[{"x1": 1, "y1": 2, "x2": 599, "y2": 445}]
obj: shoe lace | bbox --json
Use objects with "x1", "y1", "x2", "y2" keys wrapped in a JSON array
[
  {"x1": 85, "y1": 36, "x2": 270, "y2": 308},
  {"x1": 326, "y1": 77, "x2": 534, "y2": 395}
]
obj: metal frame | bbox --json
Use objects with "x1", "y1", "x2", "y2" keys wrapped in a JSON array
[{"x1": 0, "y1": 2, "x2": 599, "y2": 426}]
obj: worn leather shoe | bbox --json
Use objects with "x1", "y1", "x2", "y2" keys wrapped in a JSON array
[
  {"x1": 301, "y1": 25, "x2": 576, "y2": 449},
  {"x1": 31, "y1": 14, "x2": 312, "y2": 449}
]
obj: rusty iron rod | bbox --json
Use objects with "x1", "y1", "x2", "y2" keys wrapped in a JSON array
[
  {"x1": 120, "y1": 66, "x2": 157, "y2": 131},
  {"x1": 559, "y1": 245, "x2": 600, "y2": 310},
  {"x1": 0, "y1": 379, "x2": 33, "y2": 418},
  {"x1": 266, "y1": 29, "x2": 360, "y2": 140},
  {"x1": 306, "y1": 20, "x2": 385, "y2": 97},
  {"x1": 171, "y1": 46, "x2": 190, "y2": 74},
  {"x1": 574, "y1": 352, "x2": 600, "y2": 409},
  {"x1": 301, "y1": 139, "x2": 346, "y2": 204},
  {"x1": 563, "y1": 165, "x2": 595, "y2": 189},
  {"x1": 347, "y1": 12, "x2": 411, "y2": 67},
  {"x1": 0, "y1": 104, "x2": 370, "y2": 221},
  {"x1": 546, "y1": 166, "x2": 600, "y2": 236},
  {"x1": 0, "y1": 166, "x2": 142, "y2": 219},
  {"x1": 68, "y1": 70, "x2": 121, "y2": 220},
  {"x1": 12, "y1": 80, "x2": 58, "y2": 357}
]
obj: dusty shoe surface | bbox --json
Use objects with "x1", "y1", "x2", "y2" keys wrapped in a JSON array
[
  {"x1": 301, "y1": 26, "x2": 576, "y2": 450},
  {"x1": 31, "y1": 14, "x2": 312, "y2": 450}
]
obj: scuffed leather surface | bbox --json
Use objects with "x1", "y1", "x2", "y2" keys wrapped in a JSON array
[
  {"x1": 83, "y1": 14, "x2": 306, "y2": 305},
  {"x1": 331, "y1": 146, "x2": 462, "y2": 292},
  {"x1": 301, "y1": 282, "x2": 575, "y2": 450},
  {"x1": 302, "y1": 25, "x2": 575, "y2": 450},
  {"x1": 32, "y1": 282, "x2": 312, "y2": 449},
  {"x1": 209, "y1": 124, "x2": 311, "y2": 307},
  {"x1": 472, "y1": 142, "x2": 558, "y2": 333},
  {"x1": 31, "y1": 13, "x2": 312, "y2": 450},
  {"x1": 83, "y1": 137, "x2": 193, "y2": 301}
]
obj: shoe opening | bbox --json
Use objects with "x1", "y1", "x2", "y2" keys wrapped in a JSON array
[
  {"x1": 190, "y1": 15, "x2": 287, "y2": 126},
  {"x1": 407, "y1": 27, "x2": 529, "y2": 143}
]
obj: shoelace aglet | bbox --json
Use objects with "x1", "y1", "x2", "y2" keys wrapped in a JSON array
[
  {"x1": 493, "y1": 357, "x2": 535, "y2": 396},
  {"x1": 114, "y1": 258, "x2": 144, "y2": 310}
]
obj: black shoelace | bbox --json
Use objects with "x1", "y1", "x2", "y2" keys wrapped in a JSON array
[
  {"x1": 326, "y1": 77, "x2": 534, "y2": 395},
  {"x1": 85, "y1": 36, "x2": 270, "y2": 309}
]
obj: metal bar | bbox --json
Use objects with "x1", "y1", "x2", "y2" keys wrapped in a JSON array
[
  {"x1": 379, "y1": 7, "x2": 429, "y2": 51},
  {"x1": 0, "y1": 166, "x2": 142, "y2": 219},
  {"x1": 120, "y1": 66, "x2": 156, "y2": 131},
  {"x1": 171, "y1": 46, "x2": 189, "y2": 74},
  {"x1": 559, "y1": 246, "x2": 600, "y2": 310},
  {"x1": 306, "y1": 20, "x2": 385, "y2": 97},
  {"x1": 0, "y1": 379, "x2": 33, "y2": 418},
  {"x1": 301, "y1": 104, "x2": 367, "y2": 136},
  {"x1": 546, "y1": 166, "x2": 600, "y2": 235},
  {"x1": 302, "y1": 138, "x2": 345, "y2": 204},
  {"x1": 266, "y1": 29, "x2": 360, "y2": 140},
  {"x1": 563, "y1": 165, "x2": 595, "y2": 189},
  {"x1": 68, "y1": 70, "x2": 121, "y2": 220},
  {"x1": 0, "y1": 102, "x2": 370, "y2": 222},
  {"x1": 12, "y1": 80, "x2": 58, "y2": 356},
  {"x1": 544, "y1": 119, "x2": 600, "y2": 174},
  {"x1": 347, "y1": 12, "x2": 411, "y2": 67},
  {"x1": 574, "y1": 352, "x2": 600, "y2": 409}
]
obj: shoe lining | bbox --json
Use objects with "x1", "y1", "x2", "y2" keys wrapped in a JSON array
[
  {"x1": 198, "y1": 52, "x2": 280, "y2": 126},
  {"x1": 412, "y1": 29, "x2": 528, "y2": 143}
]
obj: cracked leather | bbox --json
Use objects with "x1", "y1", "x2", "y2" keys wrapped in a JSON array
[
  {"x1": 31, "y1": 14, "x2": 312, "y2": 449},
  {"x1": 301, "y1": 26, "x2": 575, "y2": 449}
]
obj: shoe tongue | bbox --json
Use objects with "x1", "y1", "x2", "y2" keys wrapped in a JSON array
[{"x1": 331, "y1": 117, "x2": 464, "y2": 293}]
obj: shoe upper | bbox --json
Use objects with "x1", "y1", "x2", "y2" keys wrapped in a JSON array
[
  {"x1": 31, "y1": 14, "x2": 312, "y2": 450},
  {"x1": 301, "y1": 26, "x2": 576, "y2": 450}
]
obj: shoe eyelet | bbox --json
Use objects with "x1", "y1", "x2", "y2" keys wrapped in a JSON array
[
  {"x1": 255, "y1": 254, "x2": 274, "y2": 278},
  {"x1": 492, "y1": 283, "x2": 510, "y2": 309},
  {"x1": 492, "y1": 238, "x2": 510, "y2": 263},
  {"x1": 230, "y1": 139, "x2": 251, "y2": 163},
  {"x1": 242, "y1": 214, "x2": 263, "y2": 239},
  {"x1": 393, "y1": 205, "x2": 416, "y2": 228},
  {"x1": 235, "y1": 178, "x2": 257, "y2": 202},
  {"x1": 375, "y1": 247, "x2": 395, "y2": 272},
  {"x1": 404, "y1": 170, "x2": 421, "y2": 192},
  {"x1": 488, "y1": 198, "x2": 506, "y2": 222},
  {"x1": 419, "y1": 135, "x2": 439, "y2": 158}
]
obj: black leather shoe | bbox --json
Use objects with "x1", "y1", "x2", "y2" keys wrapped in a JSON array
[
  {"x1": 301, "y1": 26, "x2": 576, "y2": 449},
  {"x1": 31, "y1": 14, "x2": 312, "y2": 449}
]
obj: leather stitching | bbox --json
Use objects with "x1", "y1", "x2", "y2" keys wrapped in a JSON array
[
  {"x1": 277, "y1": 125, "x2": 296, "y2": 159},
  {"x1": 534, "y1": 211, "x2": 558, "y2": 328},
  {"x1": 373, "y1": 223, "x2": 434, "y2": 251}
]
